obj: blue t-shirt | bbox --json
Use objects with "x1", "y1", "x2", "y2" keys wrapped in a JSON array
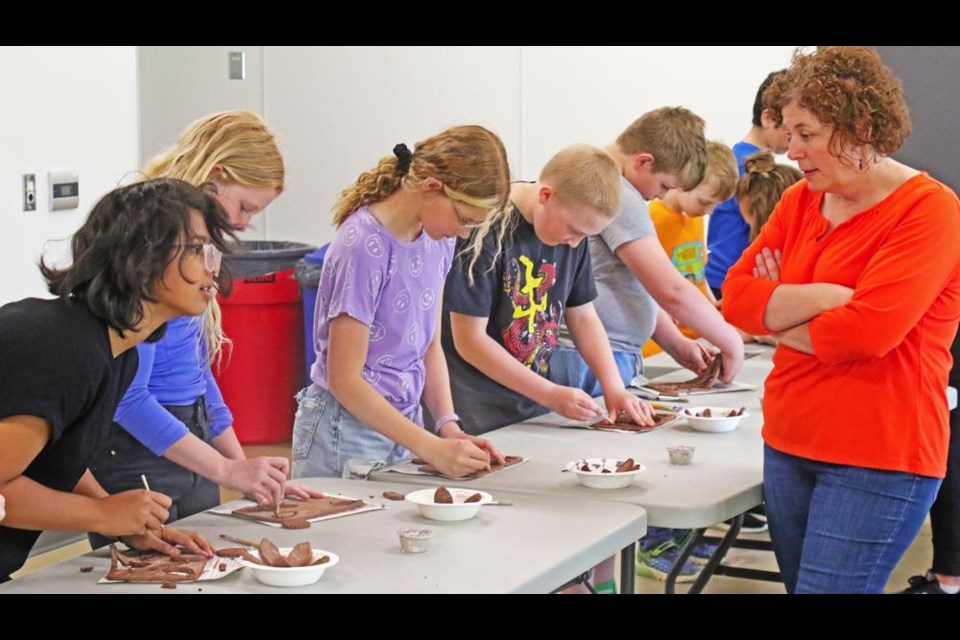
[
  {"x1": 113, "y1": 315, "x2": 233, "y2": 455},
  {"x1": 705, "y1": 141, "x2": 760, "y2": 290}
]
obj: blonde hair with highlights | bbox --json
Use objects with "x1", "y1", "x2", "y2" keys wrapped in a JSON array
[
  {"x1": 332, "y1": 125, "x2": 510, "y2": 228},
  {"x1": 736, "y1": 151, "x2": 803, "y2": 241},
  {"x1": 144, "y1": 109, "x2": 285, "y2": 366},
  {"x1": 616, "y1": 106, "x2": 708, "y2": 191},
  {"x1": 702, "y1": 140, "x2": 739, "y2": 202}
]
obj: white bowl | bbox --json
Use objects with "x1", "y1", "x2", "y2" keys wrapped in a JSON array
[
  {"x1": 241, "y1": 548, "x2": 340, "y2": 587},
  {"x1": 569, "y1": 458, "x2": 645, "y2": 489},
  {"x1": 683, "y1": 407, "x2": 749, "y2": 433},
  {"x1": 405, "y1": 488, "x2": 493, "y2": 521}
]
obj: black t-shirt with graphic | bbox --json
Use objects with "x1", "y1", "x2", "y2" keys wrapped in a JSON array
[
  {"x1": 0, "y1": 298, "x2": 139, "y2": 581},
  {"x1": 442, "y1": 206, "x2": 596, "y2": 434}
]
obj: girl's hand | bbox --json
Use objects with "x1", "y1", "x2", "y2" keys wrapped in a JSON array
[
  {"x1": 438, "y1": 424, "x2": 506, "y2": 466},
  {"x1": 421, "y1": 438, "x2": 490, "y2": 479},
  {"x1": 94, "y1": 489, "x2": 171, "y2": 538},
  {"x1": 284, "y1": 483, "x2": 326, "y2": 500},
  {"x1": 122, "y1": 526, "x2": 213, "y2": 558},
  {"x1": 225, "y1": 456, "x2": 289, "y2": 506}
]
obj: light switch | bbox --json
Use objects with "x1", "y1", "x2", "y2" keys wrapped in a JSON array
[
  {"x1": 49, "y1": 169, "x2": 79, "y2": 211},
  {"x1": 229, "y1": 51, "x2": 245, "y2": 80}
]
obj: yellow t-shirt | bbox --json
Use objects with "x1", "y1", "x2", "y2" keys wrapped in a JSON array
[{"x1": 644, "y1": 200, "x2": 710, "y2": 348}]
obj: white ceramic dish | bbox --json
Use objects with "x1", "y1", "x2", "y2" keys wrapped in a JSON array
[
  {"x1": 568, "y1": 457, "x2": 645, "y2": 489},
  {"x1": 405, "y1": 488, "x2": 493, "y2": 521},
  {"x1": 241, "y1": 548, "x2": 339, "y2": 587},
  {"x1": 683, "y1": 407, "x2": 748, "y2": 433}
]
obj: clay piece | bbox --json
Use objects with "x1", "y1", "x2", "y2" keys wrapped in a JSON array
[
  {"x1": 252, "y1": 538, "x2": 329, "y2": 568},
  {"x1": 615, "y1": 457, "x2": 641, "y2": 472},
  {"x1": 382, "y1": 491, "x2": 406, "y2": 501},
  {"x1": 464, "y1": 492, "x2": 483, "y2": 503},
  {"x1": 215, "y1": 548, "x2": 261, "y2": 564},
  {"x1": 106, "y1": 545, "x2": 208, "y2": 583},
  {"x1": 645, "y1": 354, "x2": 723, "y2": 396},
  {"x1": 591, "y1": 411, "x2": 678, "y2": 433},
  {"x1": 79, "y1": 566, "x2": 94, "y2": 573},
  {"x1": 161, "y1": 582, "x2": 177, "y2": 590},
  {"x1": 231, "y1": 495, "x2": 366, "y2": 527},
  {"x1": 411, "y1": 454, "x2": 524, "y2": 480},
  {"x1": 434, "y1": 486, "x2": 454, "y2": 504}
]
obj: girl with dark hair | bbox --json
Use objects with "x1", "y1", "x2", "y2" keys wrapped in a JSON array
[{"x1": 0, "y1": 178, "x2": 234, "y2": 581}]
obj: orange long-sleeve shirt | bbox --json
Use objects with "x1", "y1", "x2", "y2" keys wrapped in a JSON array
[{"x1": 723, "y1": 174, "x2": 960, "y2": 477}]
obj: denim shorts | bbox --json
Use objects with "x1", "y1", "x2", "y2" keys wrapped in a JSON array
[{"x1": 291, "y1": 384, "x2": 418, "y2": 479}]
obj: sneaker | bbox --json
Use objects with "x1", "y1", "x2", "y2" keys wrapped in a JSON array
[
  {"x1": 717, "y1": 509, "x2": 768, "y2": 534},
  {"x1": 899, "y1": 572, "x2": 960, "y2": 594},
  {"x1": 657, "y1": 530, "x2": 719, "y2": 566},
  {"x1": 635, "y1": 539, "x2": 701, "y2": 583}
]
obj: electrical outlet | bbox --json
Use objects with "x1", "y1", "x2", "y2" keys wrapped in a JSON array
[{"x1": 23, "y1": 174, "x2": 36, "y2": 211}]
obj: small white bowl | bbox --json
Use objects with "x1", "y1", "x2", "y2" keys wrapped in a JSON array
[
  {"x1": 683, "y1": 407, "x2": 748, "y2": 433},
  {"x1": 241, "y1": 548, "x2": 339, "y2": 587},
  {"x1": 569, "y1": 458, "x2": 645, "y2": 489},
  {"x1": 405, "y1": 488, "x2": 492, "y2": 522}
]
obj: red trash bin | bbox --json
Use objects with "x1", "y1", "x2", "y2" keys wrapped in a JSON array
[{"x1": 214, "y1": 267, "x2": 305, "y2": 445}]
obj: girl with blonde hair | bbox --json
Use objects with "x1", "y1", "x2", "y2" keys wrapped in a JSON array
[
  {"x1": 292, "y1": 124, "x2": 512, "y2": 479},
  {"x1": 90, "y1": 111, "x2": 319, "y2": 536}
]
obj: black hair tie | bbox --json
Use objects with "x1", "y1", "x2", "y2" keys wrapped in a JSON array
[{"x1": 393, "y1": 143, "x2": 413, "y2": 175}]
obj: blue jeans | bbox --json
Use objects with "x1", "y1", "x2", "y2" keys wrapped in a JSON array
[
  {"x1": 547, "y1": 346, "x2": 642, "y2": 397},
  {"x1": 291, "y1": 384, "x2": 417, "y2": 479},
  {"x1": 764, "y1": 443, "x2": 942, "y2": 593}
]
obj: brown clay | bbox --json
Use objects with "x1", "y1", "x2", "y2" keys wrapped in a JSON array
[
  {"x1": 79, "y1": 566, "x2": 94, "y2": 573},
  {"x1": 382, "y1": 491, "x2": 405, "y2": 501},
  {"x1": 434, "y1": 487, "x2": 454, "y2": 504},
  {"x1": 286, "y1": 542, "x2": 314, "y2": 567},
  {"x1": 258, "y1": 539, "x2": 289, "y2": 567},
  {"x1": 464, "y1": 492, "x2": 483, "y2": 503},
  {"x1": 232, "y1": 495, "x2": 366, "y2": 527}
]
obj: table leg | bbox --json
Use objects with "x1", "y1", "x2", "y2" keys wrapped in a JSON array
[{"x1": 619, "y1": 541, "x2": 636, "y2": 594}]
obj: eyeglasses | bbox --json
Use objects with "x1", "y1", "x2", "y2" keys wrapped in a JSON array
[
  {"x1": 449, "y1": 197, "x2": 487, "y2": 232},
  {"x1": 182, "y1": 243, "x2": 223, "y2": 274}
]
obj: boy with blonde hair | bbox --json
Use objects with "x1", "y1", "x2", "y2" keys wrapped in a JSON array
[{"x1": 442, "y1": 143, "x2": 654, "y2": 436}]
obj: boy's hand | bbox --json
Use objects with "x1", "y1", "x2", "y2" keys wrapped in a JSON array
[
  {"x1": 122, "y1": 526, "x2": 214, "y2": 558},
  {"x1": 605, "y1": 390, "x2": 655, "y2": 426},
  {"x1": 545, "y1": 384, "x2": 605, "y2": 422},
  {"x1": 94, "y1": 489, "x2": 171, "y2": 538},
  {"x1": 672, "y1": 339, "x2": 718, "y2": 373}
]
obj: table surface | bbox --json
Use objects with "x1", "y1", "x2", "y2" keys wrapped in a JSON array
[
  {"x1": 1, "y1": 478, "x2": 646, "y2": 594},
  {"x1": 372, "y1": 347, "x2": 774, "y2": 529}
]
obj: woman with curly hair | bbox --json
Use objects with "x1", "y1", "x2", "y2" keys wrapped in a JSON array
[{"x1": 722, "y1": 46, "x2": 960, "y2": 593}]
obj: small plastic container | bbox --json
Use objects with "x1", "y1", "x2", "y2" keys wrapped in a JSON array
[
  {"x1": 398, "y1": 529, "x2": 434, "y2": 553},
  {"x1": 667, "y1": 445, "x2": 696, "y2": 465}
]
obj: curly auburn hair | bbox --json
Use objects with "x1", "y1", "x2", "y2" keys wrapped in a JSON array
[{"x1": 764, "y1": 46, "x2": 912, "y2": 161}]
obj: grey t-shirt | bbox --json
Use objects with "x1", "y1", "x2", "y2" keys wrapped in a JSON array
[{"x1": 558, "y1": 176, "x2": 658, "y2": 353}]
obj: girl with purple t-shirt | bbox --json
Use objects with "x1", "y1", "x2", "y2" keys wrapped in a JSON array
[{"x1": 292, "y1": 125, "x2": 512, "y2": 479}]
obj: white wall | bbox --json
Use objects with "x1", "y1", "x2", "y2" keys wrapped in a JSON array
[
  {"x1": 0, "y1": 46, "x2": 138, "y2": 303},
  {"x1": 263, "y1": 46, "x2": 522, "y2": 249},
  {"x1": 138, "y1": 46, "x2": 265, "y2": 241},
  {"x1": 520, "y1": 46, "x2": 796, "y2": 176}
]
